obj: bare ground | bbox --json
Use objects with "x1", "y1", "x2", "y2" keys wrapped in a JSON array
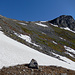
[{"x1": 0, "y1": 64, "x2": 75, "y2": 75}]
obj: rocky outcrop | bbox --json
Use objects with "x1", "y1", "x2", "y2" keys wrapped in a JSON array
[{"x1": 49, "y1": 15, "x2": 75, "y2": 31}]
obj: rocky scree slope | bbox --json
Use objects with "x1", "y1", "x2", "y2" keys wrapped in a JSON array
[{"x1": 0, "y1": 15, "x2": 75, "y2": 63}]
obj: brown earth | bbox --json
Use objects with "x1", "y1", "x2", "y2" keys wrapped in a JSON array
[{"x1": 0, "y1": 64, "x2": 75, "y2": 75}]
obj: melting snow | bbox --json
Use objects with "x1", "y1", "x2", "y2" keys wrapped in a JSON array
[
  {"x1": 19, "y1": 34, "x2": 31, "y2": 43},
  {"x1": 59, "y1": 37, "x2": 66, "y2": 41},
  {"x1": 41, "y1": 21, "x2": 46, "y2": 22},
  {"x1": 52, "y1": 53, "x2": 74, "y2": 64},
  {"x1": 60, "y1": 27, "x2": 75, "y2": 33},
  {"x1": 19, "y1": 22, "x2": 27, "y2": 25},
  {"x1": 52, "y1": 41, "x2": 57, "y2": 44},
  {"x1": 65, "y1": 52, "x2": 74, "y2": 58},
  {"x1": 50, "y1": 23, "x2": 58, "y2": 27},
  {"x1": 50, "y1": 23, "x2": 75, "y2": 33},
  {"x1": 35, "y1": 23, "x2": 48, "y2": 27},
  {"x1": 0, "y1": 31, "x2": 75, "y2": 70},
  {"x1": 19, "y1": 34, "x2": 40, "y2": 47},
  {"x1": 15, "y1": 33, "x2": 40, "y2": 47},
  {"x1": 42, "y1": 32, "x2": 46, "y2": 35},
  {"x1": 14, "y1": 32, "x2": 19, "y2": 36},
  {"x1": 64, "y1": 46, "x2": 75, "y2": 54}
]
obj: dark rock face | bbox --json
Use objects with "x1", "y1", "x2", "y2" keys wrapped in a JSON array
[
  {"x1": 49, "y1": 15, "x2": 75, "y2": 31},
  {"x1": 28, "y1": 59, "x2": 39, "y2": 69}
]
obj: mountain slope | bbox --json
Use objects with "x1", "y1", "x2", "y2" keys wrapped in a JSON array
[
  {"x1": 0, "y1": 30, "x2": 75, "y2": 70},
  {"x1": 0, "y1": 15, "x2": 75, "y2": 70}
]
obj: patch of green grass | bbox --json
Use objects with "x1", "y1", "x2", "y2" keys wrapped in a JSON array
[
  {"x1": 16, "y1": 23, "x2": 33, "y2": 35},
  {"x1": 48, "y1": 42, "x2": 63, "y2": 52},
  {"x1": 36, "y1": 34, "x2": 65, "y2": 53},
  {"x1": 21, "y1": 27, "x2": 33, "y2": 34}
]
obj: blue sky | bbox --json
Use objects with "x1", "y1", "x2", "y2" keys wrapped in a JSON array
[{"x1": 0, "y1": 0, "x2": 75, "y2": 21}]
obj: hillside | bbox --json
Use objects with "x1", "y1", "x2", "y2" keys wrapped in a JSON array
[
  {"x1": 0, "y1": 15, "x2": 75, "y2": 73},
  {"x1": 0, "y1": 64, "x2": 75, "y2": 75}
]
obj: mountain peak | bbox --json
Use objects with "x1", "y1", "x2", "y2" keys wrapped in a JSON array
[
  {"x1": 49, "y1": 15, "x2": 75, "y2": 31},
  {"x1": 59, "y1": 15, "x2": 74, "y2": 21},
  {"x1": 60, "y1": 15, "x2": 73, "y2": 17}
]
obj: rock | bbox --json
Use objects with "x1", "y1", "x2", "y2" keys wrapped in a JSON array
[
  {"x1": 28, "y1": 59, "x2": 39, "y2": 69},
  {"x1": 49, "y1": 15, "x2": 75, "y2": 31}
]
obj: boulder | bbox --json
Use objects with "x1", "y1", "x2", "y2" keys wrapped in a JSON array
[{"x1": 28, "y1": 59, "x2": 39, "y2": 69}]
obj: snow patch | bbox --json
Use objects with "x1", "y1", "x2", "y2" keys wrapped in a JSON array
[
  {"x1": 35, "y1": 23, "x2": 48, "y2": 27},
  {"x1": 52, "y1": 53, "x2": 73, "y2": 64},
  {"x1": 41, "y1": 21, "x2": 46, "y2": 22},
  {"x1": 42, "y1": 32, "x2": 46, "y2": 35},
  {"x1": 64, "y1": 46, "x2": 75, "y2": 54},
  {"x1": 19, "y1": 22, "x2": 27, "y2": 25},
  {"x1": 15, "y1": 33, "x2": 40, "y2": 47},
  {"x1": 52, "y1": 41, "x2": 57, "y2": 44},
  {"x1": 60, "y1": 27, "x2": 75, "y2": 33},
  {"x1": 50, "y1": 23, "x2": 75, "y2": 33},
  {"x1": 14, "y1": 32, "x2": 19, "y2": 36},
  {"x1": 50, "y1": 23, "x2": 58, "y2": 27},
  {"x1": 19, "y1": 34, "x2": 31, "y2": 43},
  {"x1": 65, "y1": 52, "x2": 75, "y2": 58},
  {"x1": 19, "y1": 34, "x2": 40, "y2": 47},
  {"x1": 59, "y1": 37, "x2": 66, "y2": 41}
]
